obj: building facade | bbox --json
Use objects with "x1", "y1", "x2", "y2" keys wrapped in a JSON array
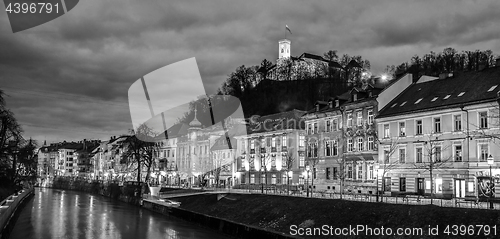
[{"x1": 377, "y1": 68, "x2": 500, "y2": 199}]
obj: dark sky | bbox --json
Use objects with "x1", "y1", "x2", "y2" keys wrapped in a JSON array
[{"x1": 1, "y1": 0, "x2": 500, "y2": 144}]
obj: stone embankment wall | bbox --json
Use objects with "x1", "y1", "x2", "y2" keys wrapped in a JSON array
[{"x1": 0, "y1": 188, "x2": 34, "y2": 239}]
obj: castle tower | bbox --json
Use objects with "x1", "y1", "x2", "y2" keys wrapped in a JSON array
[{"x1": 278, "y1": 39, "x2": 291, "y2": 59}]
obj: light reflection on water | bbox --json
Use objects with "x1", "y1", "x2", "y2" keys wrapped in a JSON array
[{"x1": 10, "y1": 188, "x2": 229, "y2": 239}]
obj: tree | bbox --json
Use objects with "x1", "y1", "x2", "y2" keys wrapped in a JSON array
[
  {"x1": 260, "y1": 151, "x2": 274, "y2": 193},
  {"x1": 121, "y1": 124, "x2": 158, "y2": 183},
  {"x1": 283, "y1": 149, "x2": 296, "y2": 194},
  {"x1": 377, "y1": 137, "x2": 402, "y2": 202},
  {"x1": 16, "y1": 138, "x2": 38, "y2": 187},
  {"x1": 412, "y1": 133, "x2": 453, "y2": 204}
]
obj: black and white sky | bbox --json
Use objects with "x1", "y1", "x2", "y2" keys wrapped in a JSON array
[{"x1": 1, "y1": 0, "x2": 500, "y2": 144}]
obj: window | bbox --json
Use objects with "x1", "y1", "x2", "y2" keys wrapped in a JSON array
[
  {"x1": 281, "y1": 152, "x2": 287, "y2": 167},
  {"x1": 271, "y1": 174, "x2": 276, "y2": 184},
  {"x1": 250, "y1": 174, "x2": 255, "y2": 184},
  {"x1": 357, "y1": 138, "x2": 363, "y2": 151},
  {"x1": 313, "y1": 142, "x2": 318, "y2": 157},
  {"x1": 307, "y1": 124, "x2": 312, "y2": 134},
  {"x1": 313, "y1": 168, "x2": 317, "y2": 179},
  {"x1": 272, "y1": 137, "x2": 276, "y2": 148},
  {"x1": 434, "y1": 117, "x2": 441, "y2": 133},
  {"x1": 282, "y1": 136, "x2": 287, "y2": 147},
  {"x1": 368, "y1": 164, "x2": 374, "y2": 180},
  {"x1": 454, "y1": 145, "x2": 462, "y2": 162},
  {"x1": 479, "y1": 144, "x2": 489, "y2": 161},
  {"x1": 333, "y1": 140, "x2": 338, "y2": 156},
  {"x1": 399, "y1": 148, "x2": 406, "y2": 163},
  {"x1": 299, "y1": 135, "x2": 305, "y2": 147},
  {"x1": 384, "y1": 124, "x2": 390, "y2": 138},
  {"x1": 347, "y1": 165, "x2": 353, "y2": 179},
  {"x1": 353, "y1": 94, "x2": 358, "y2": 101},
  {"x1": 326, "y1": 167, "x2": 331, "y2": 180},
  {"x1": 454, "y1": 115, "x2": 462, "y2": 131},
  {"x1": 357, "y1": 164, "x2": 363, "y2": 180},
  {"x1": 314, "y1": 123, "x2": 318, "y2": 134},
  {"x1": 399, "y1": 122, "x2": 406, "y2": 136},
  {"x1": 434, "y1": 146, "x2": 442, "y2": 162},
  {"x1": 357, "y1": 111, "x2": 363, "y2": 126},
  {"x1": 347, "y1": 113, "x2": 353, "y2": 127},
  {"x1": 299, "y1": 156, "x2": 305, "y2": 167},
  {"x1": 333, "y1": 167, "x2": 338, "y2": 179},
  {"x1": 368, "y1": 109, "x2": 374, "y2": 125},
  {"x1": 399, "y1": 178, "x2": 406, "y2": 192},
  {"x1": 332, "y1": 118, "x2": 338, "y2": 131},
  {"x1": 325, "y1": 141, "x2": 332, "y2": 156},
  {"x1": 416, "y1": 147, "x2": 423, "y2": 163},
  {"x1": 347, "y1": 139, "x2": 353, "y2": 152},
  {"x1": 383, "y1": 149, "x2": 390, "y2": 164},
  {"x1": 261, "y1": 174, "x2": 266, "y2": 184},
  {"x1": 326, "y1": 120, "x2": 331, "y2": 132},
  {"x1": 416, "y1": 120, "x2": 423, "y2": 135},
  {"x1": 368, "y1": 136, "x2": 374, "y2": 151},
  {"x1": 383, "y1": 177, "x2": 391, "y2": 191},
  {"x1": 479, "y1": 112, "x2": 488, "y2": 128}
]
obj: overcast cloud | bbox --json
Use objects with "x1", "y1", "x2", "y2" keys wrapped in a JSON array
[{"x1": 1, "y1": 0, "x2": 499, "y2": 143}]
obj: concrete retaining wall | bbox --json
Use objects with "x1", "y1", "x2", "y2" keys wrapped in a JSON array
[
  {"x1": 0, "y1": 188, "x2": 34, "y2": 239},
  {"x1": 142, "y1": 199, "x2": 299, "y2": 239}
]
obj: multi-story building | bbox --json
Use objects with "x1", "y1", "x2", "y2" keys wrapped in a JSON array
[
  {"x1": 301, "y1": 74, "x2": 413, "y2": 194},
  {"x1": 234, "y1": 109, "x2": 306, "y2": 187},
  {"x1": 302, "y1": 81, "x2": 383, "y2": 193},
  {"x1": 376, "y1": 67, "x2": 500, "y2": 199}
]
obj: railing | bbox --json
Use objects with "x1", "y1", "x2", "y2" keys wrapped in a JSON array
[{"x1": 0, "y1": 188, "x2": 34, "y2": 238}]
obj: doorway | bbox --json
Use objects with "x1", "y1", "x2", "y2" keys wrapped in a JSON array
[
  {"x1": 416, "y1": 178, "x2": 425, "y2": 195},
  {"x1": 454, "y1": 179, "x2": 465, "y2": 198}
]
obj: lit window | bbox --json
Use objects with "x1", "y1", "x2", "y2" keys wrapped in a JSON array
[
  {"x1": 357, "y1": 138, "x2": 363, "y2": 151},
  {"x1": 347, "y1": 113, "x2": 353, "y2": 127},
  {"x1": 367, "y1": 110, "x2": 374, "y2": 125},
  {"x1": 357, "y1": 111, "x2": 363, "y2": 126},
  {"x1": 458, "y1": 92, "x2": 465, "y2": 97},
  {"x1": 400, "y1": 178, "x2": 406, "y2": 192},
  {"x1": 454, "y1": 145, "x2": 462, "y2": 162},
  {"x1": 400, "y1": 101, "x2": 407, "y2": 106},
  {"x1": 384, "y1": 124, "x2": 390, "y2": 138},
  {"x1": 479, "y1": 144, "x2": 488, "y2": 161},
  {"x1": 391, "y1": 103, "x2": 397, "y2": 108},
  {"x1": 443, "y1": 95, "x2": 451, "y2": 99},
  {"x1": 399, "y1": 122, "x2": 406, "y2": 136},
  {"x1": 414, "y1": 98, "x2": 423, "y2": 104},
  {"x1": 431, "y1": 97, "x2": 438, "y2": 102},
  {"x1": 347, "y1": 139, "x2": 353, "y2": 152},
  {"x1": 488, "y1": 85, "x2": 498, "y2": 92},
  {"x1": 368, "y1": 136, "x2": 374, "y2": 151}
]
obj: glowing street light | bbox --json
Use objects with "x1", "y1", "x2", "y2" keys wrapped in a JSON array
[{"x1": 488, "y1": 155, "x2": 494, "y2": 209}]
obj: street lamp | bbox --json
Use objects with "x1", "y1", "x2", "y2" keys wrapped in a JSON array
[
  {"x1": 305, "y1": 165, "x2": 310, "y2": 197},
  {"x1": 487, "y1": 155, "x2": 494, "y2": 209}
]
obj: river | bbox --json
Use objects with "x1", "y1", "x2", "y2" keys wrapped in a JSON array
[{"x1": 10, "y1": 187, "x2": 231, "y2": 239}]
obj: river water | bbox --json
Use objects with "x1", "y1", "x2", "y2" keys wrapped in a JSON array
[{"x1": 10, "y1": 188, "x2": 230, "y2": 239}]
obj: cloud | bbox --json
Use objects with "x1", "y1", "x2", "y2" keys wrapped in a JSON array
[{"x1": 1, "y1": 0, "x2": 499, "y2": 142}]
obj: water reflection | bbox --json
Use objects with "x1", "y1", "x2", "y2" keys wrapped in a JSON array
[{"x1": 11, "y1": 188, "x2": 229, "y2": 239}]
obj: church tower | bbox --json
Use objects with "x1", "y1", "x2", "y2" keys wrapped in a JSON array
[{"x1": 278, "y1": 39, "x2": 291, "y2": 59}]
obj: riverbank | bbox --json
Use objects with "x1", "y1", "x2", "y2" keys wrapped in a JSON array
[{"x1": 172, "y1": 193, "x2": 500, "y2": 238}]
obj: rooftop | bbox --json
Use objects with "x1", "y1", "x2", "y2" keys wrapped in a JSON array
[{"x1": 377, "y1": 67, "x2": 500, "y2": 118}]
